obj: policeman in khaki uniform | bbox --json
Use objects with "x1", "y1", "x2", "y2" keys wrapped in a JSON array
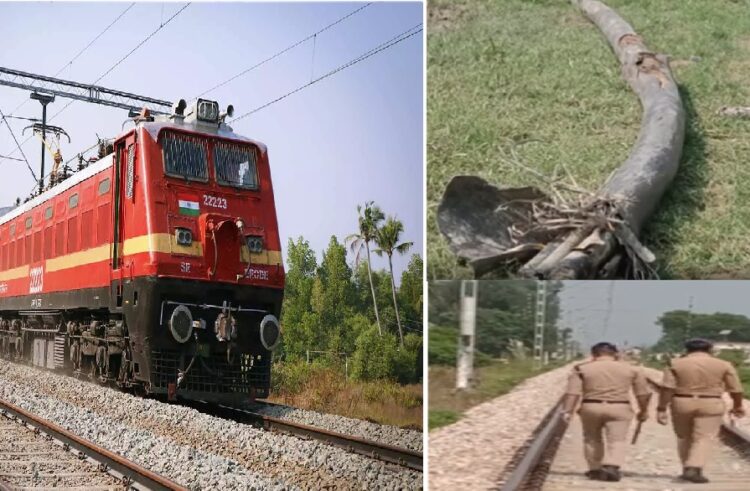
[
  {"x1": 657, "y1": 338, "x2": 746, "y2": 484},
  {"x1": 561, "y1": 342, "x2": 651, "y2": 482}
]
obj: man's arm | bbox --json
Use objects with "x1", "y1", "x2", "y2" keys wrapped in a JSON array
[
  {"x1": 729, "y1": 392, "x2": 746, "y2": 417},
  {"x1": 561, "y1": 368, "x2": 583, "y2": 421},
  {"x1": 725, "y1": 364, "x2": 746, "y2": 417},
  {"x1": 632, "y1": 368, "x2": 652, "y2": 421}
]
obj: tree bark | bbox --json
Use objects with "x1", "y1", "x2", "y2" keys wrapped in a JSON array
[
  {"x1": 534, "y1": 0, "x2": 685, "y2": 279},
  {"x1": 365, "y1": 242, "x2": 382, "y2": 336},
  {"x1": 438, "y1": 0, "x2": 685, "y2": 279},
  {"x1": 388, "y1": 255, "x2": 405, "y2": 347}
]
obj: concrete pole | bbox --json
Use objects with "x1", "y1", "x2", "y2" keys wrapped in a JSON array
[
  {"x1": 456, "y1": 280, "x2": 478, "y2": 390},
  {"x1": 533, "y1": 281, "x2": 547, "y2": 369}
]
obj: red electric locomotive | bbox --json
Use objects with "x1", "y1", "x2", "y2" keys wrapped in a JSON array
[{"x1": 0, "y1": 99, "x2": 284, "y2": 404}]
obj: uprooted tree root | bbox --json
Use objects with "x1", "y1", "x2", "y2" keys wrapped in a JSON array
[{"x1": 437, "y1": 0, "x2": 685, "y2": 279}]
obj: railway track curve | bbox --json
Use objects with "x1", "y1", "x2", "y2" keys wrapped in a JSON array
[
  {"x1": 0, "y1": 397, "x2": 185, "y2": 491},
  {"x1": 185, "y1": 400, "x2": 424, "y2": 472}
]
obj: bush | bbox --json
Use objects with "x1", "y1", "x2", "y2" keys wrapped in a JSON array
[
  {"x1": 351, "y1": 325, "x2": 399, "y2": 381},
  {"x1": 393, "y1": 333, "x2": 423, "y2": 384},
  {"x1": 428, "y1": 324, "x2": 457, "y2": 365}
]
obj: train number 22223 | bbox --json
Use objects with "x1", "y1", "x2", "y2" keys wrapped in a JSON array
[{"x1": 203, "y1": 195, "x2": 227, "y2": 209}]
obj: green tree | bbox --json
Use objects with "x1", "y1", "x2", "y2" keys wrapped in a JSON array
[
  {"x1": 352, "y1": 324, "x2": 399, "y2": 381},
  {"x1": 346, "y1": 202, "x2": 385, "y2": 335},
  {"x1": 374, "y1": 216, "x2": 413, "y2": 346},
  {"x1": 654, "y1": 311, "x2": 750, "y2": 352},
  {"x1": 399, "y1": 254, "x2": 423, "y2": 324},
  {"x1": 312, "y1": 236, "x2": 354, "y2": 356},
  {"x1": 280, "y1": 237, "x2": 318, "y2": 359}
]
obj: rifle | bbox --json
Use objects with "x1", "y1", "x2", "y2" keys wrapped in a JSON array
[{"x1": 631, "y1": 420, "x2": 643, "y2": 444}]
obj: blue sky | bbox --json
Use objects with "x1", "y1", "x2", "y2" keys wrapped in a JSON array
[{"x1": 0, "y1": 2, "x2": 424, "y2": 280}]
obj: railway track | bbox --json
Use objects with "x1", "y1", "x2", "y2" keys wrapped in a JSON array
[
  {"x1": 500, "y1": 377, "x2": 750, "y2": 490},
  {"x1": 184, "y1": 399, "x2": 424, "y2": 472},
  {"x1": 0, "y1": 397, "x2": 185, "y2": 491}
]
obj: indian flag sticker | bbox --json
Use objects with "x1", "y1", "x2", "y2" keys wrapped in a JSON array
[{"x1": 178, "y1": 198, "x2": 200, "y2": 217}]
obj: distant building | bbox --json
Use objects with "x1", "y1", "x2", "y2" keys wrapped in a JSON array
[{"x1": 713, "y1": 342, "x2": 750, "y2": 361}]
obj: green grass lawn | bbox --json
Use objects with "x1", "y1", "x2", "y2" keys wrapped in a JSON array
[
  {"x1": 428, "y1": 358, "x2": 563, "y2": 430},
  {"x1": 427, "y1": 0, "x2": 750, "y2": 279}
]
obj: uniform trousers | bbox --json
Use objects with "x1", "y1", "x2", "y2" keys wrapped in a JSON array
[
  {"x1": 579, "y1": 402, "x2": 633, "y2": 469},
  {"x1": 670, "y1": 397, "x2": 725, "y2": 468}
]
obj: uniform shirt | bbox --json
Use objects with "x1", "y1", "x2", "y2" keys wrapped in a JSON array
[
  {"x1": 661, "y1": 352, "x2": 743, "y2": 396},
  {"x1": 566, "y1": 357, "x2": 651, "y2": 401}
]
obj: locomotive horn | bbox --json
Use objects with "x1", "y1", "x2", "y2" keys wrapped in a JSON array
[{"x1": 172, "y1": 99, "x2": 187, "y2": 116}]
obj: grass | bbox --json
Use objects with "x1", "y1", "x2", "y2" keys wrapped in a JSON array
[
  {"x1": 428, "y1": 358, "x2": 563, "y2": 430},
  {"x1": 267, "y1": 361, "x2": 423, "y2": 429},
  {"x1": 427, "y1": 0, "x2": 750, "y2": 279},
  {"x1": 738, "y1": 367, "x2": 750, "y2": 395}
]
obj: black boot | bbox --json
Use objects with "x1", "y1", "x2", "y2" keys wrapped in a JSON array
[
  {"x1": 601, "y1": 465, "x2": 621, "y2": 482},
  {"x1": 584, "y1": 469, "x2": 607, "y2": 480},
  {"x1": 681, "y1": 467, "x2": 709, "y2": 483}
]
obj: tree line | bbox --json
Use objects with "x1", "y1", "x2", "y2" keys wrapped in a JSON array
[
  {"x1": 278, "y1": 202, "x2": 422, "y2": 384},
  {"x1": 653, "y1": 310, "x2": 750, "y2": 352},
  {"x1": 428, "y1": 281, "x2": 562, "y2": 365}
]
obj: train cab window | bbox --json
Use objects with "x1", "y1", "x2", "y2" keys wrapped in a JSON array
[
  {"x1": 25, "y1": 217, "x2": 32, "y2": 230},
  {"x1": 69, "y1": 194, "x2": 79, "y2": 209},
  {"x1": 98, "y1": 178, "x2": 111, "y2": 195},
  {"x1": 44, "y1": 206, "x2": 53, "y2": 220},
  {"x1": 161, "y1": 133, "x2": 208, "y2": 181},
  {"x1": 214, "y1": 142, "x2": 258, "y2": 189},
  {"x1": 9, "y1": 224, "x2": 14, "y2": 237}
]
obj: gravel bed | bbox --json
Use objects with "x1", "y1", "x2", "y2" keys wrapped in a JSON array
[
  {"x1": 429, "y1": 363, "x2": 574, "y2": 491},
  {"x1": 250, "y1": 402, "x2": 423, "y2": 452},
  {"x1": 0, "y1": 360, "x2": 422, "y2": 490}
]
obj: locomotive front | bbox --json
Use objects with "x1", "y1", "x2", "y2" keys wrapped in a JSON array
[{"x1": 118, "y1": 99, "x2": 285, "y2": 404}]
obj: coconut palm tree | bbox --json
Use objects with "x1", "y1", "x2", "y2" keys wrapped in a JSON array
[
  {"x1": 374, "y1": 216, "x2": 413, "y2": 346},
  {"x1": 346, "y1": 201, "x2": 385, "y2": 335}
]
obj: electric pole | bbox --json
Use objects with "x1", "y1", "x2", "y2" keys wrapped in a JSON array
[
  {"x1": 456, "y1": 280, "x2": 477, "y2": 390},
  {"x1": 533, "y1": 281, "x2": 547, "y2": 369},
  {"x1": 30, "y1": 92, "x2": 55, "y2": 194}
]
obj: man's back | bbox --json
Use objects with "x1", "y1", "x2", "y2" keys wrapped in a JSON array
[
  {"x1": 572, "y1": 359, "x2": 648, "y2": 401},
  {"x1": 664, "y1": 352, "x2": 741, "y2": 396}
]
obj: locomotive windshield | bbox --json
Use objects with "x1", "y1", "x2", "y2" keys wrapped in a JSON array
[
  {"x1": 214, "y1": 141, "x2": 258, "y2": 189},
  {"x1": 162, "y1": 133, "x2": 209, "y2": 181}
]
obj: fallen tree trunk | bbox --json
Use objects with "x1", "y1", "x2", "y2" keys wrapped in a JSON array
[{"x1": 437, "y1": 0, "x2": 685, "y2": 279}]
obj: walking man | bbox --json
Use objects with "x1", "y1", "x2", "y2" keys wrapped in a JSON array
[
  {"x1": 657, "y1": 338, "x2": 746, "y2": 483},
  {"x1": 561, "y1": 342, "x2": 651, "y2": 482}
]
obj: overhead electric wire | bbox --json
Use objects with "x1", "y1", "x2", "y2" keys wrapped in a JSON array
[
  {"x1": 6, "y1": 3, "x2": 137, "y2": 118},
  {"x1": 193, "y1": 2, "x2": 372, "y2": 100},
  {"x1": 0, "y1": 107, "x2": 36, "y2": 180},
  {"x1": 50, "y1": 2, "x2": 191, "y2": 121},
  {"x1": 230, "y1": 23, "x2": 423, "y2": 123},
  {"x1": 1, "y1": 3, "x2": 190, "y2": 165}
]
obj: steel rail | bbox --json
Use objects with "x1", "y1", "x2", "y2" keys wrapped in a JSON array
[
  {"x1": 187, "y1": 400, "x2": 423, "y2": 471},
  {"x1": 0, "y1": 398, "x2": 186, "y2": 491},
  {"x1": 499, "y1": 396, "x2": 568, "y2": 491}
]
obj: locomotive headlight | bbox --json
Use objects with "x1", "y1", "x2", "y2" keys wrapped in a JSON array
[
  {"x1": 196, "y1": 99, "x2": 220, "y2": 123},
  {"x1": 260, "y1": 315, "x2": 281, "y2": 351},
  {"x1": 169, "y1": 305, "x2": 194, "y2": 344},
  {"x1": 175, "y1": 228, "x2": 193, "y2": 246},
  {"x1": 245, "y1": 235, "x2": 263, "y2": 253}
]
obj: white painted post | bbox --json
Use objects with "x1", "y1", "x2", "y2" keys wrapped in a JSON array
[
  {"x1": 456, "y1": 280, "x2": 478, "y2": 390},
  {"x1": 533, "y1": 281, "x2": 547, "y2": 369}
]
